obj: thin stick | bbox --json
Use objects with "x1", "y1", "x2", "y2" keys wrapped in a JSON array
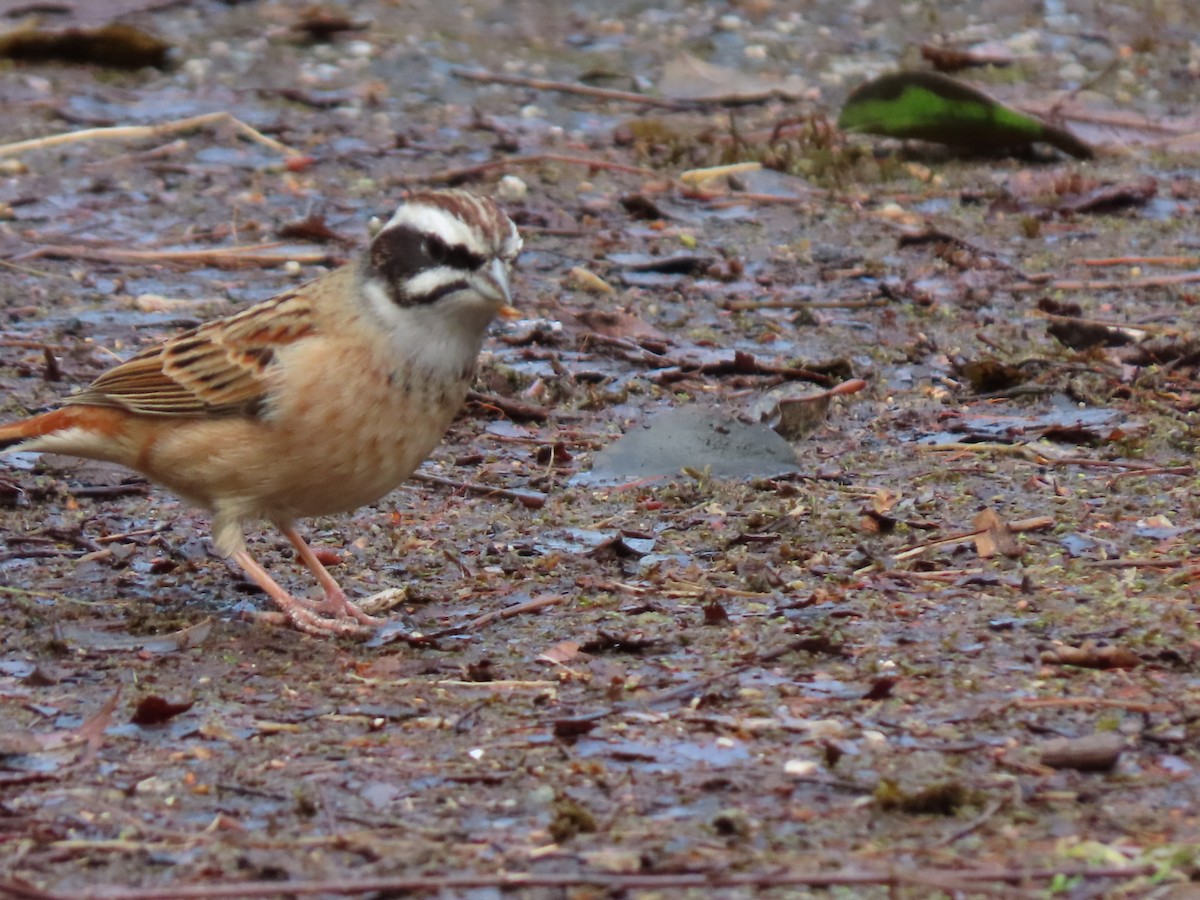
[
  {"x1": 70, "y1": 864, "x2": 1157, "y2": 900},
  {"x1": 0, "y1": 258, "x2": 66, "y2": 279},
  {"x1": 18, "y1": 243, "x2": 333, "y2": 270},
  {"x1": 683, "y1": 189, "x2": 826, "y2": 206},
  {"x1": 398, "y1": 153, "x2": 661, "y2": 185},
  {"x1": 1033, "y1": 310, "x2": 1181, "y2": 336},
  {"x1": 1014, "y1": 697, "x2": 1173, "y2": 713},
  {"x1": 0, "y1": 112, "x2": 301, "y2": 159},
  {"x1": 1085, "y1": 557, "x2": 1186, "y2": 570},
  {"x1": 1083, "y1": 255, "x2": 1198, "y2": 267},
  {"x1": 1006, "y1": 271, "x2": 1200, "y2": 292},
  {"x1": 467, "y1": 593, "x2": 563, "y2": 630},
  {"x1": 1107, "y1": 465, "x2": 1193, "y2": 480},
  {"x1": 453, "y1": 68, "x2": 694, "y2": 109},
  {"x1": 721, "y1": 297, "x2": 889, "y2": 311},
  {"x1": 412, "y1": 472, "x2": 546, "y2": 509},
  {"x1": 465, "y1": 389, "x2": 550, "y2": 422},
  {"x1": 932, "y1": 797, "x2": 1006, "y2": 848},
  {"x1": 889, "y1": 515, "x2": 1054, "y2": 562},
  {"x1": 922, "y1": 442, "x2": 1186, "y2": 472}
]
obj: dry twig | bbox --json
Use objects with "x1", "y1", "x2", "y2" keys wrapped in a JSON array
[
  {"x1": 17, "y1": 243, "x2": 334, "y2": 270},
  {"x1": 396, "y1": 153, "x2": 660, "y2": 185},
  {"x1": 0, "y1": 112, "x2": 300, "y2": 159},
  {"x1": 412, "y1": 472, "x2": 546, "y2": 509},
  {"x1": 35, "y1": 864, "x2": 1157, "y2": 899},
  {"x1": 453, "y1": 68, "x2": 695, "y2": 109}
]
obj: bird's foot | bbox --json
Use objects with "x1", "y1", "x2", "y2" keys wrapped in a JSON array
[
  {"x1": 289, "y1": 589, "x2": 388, "y2": 626},
  {"x1": 355, "y1": 587, "x2": 409, "y2": 616},
  {"x1": 252, "y1": 604, "x2": 374, "y2": 638}
]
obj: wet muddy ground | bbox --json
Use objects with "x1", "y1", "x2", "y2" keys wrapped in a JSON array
[{"x1": 1, "y1": 1, "x2": 1199, "y2": 897}]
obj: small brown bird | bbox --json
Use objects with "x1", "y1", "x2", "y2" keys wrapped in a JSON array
[{"x1": 0, "y1": 190, "x2": 522, "y2": 636}]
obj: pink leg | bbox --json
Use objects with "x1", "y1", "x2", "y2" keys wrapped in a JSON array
[
  {"x1": 280, "y1": 525, "x2": 385, "y2": 626},
  {"x1": 231, "y1": 547, "x2": 373, "y2": 638}
]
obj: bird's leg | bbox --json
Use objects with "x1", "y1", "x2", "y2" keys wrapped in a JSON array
[
  {"x1": 280, "y1": 525, "x2": 386, "y2": 626},
  {"x1": 230, "y1": 547, "x2": 373, "y2": 637}
]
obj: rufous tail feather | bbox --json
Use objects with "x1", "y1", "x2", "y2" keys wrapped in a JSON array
[{"x1": 0, "y1": 407, "x2": 122, "y2": 450}]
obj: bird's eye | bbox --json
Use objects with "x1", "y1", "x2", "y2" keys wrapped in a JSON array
[{"x1": 424, "y1": 236, "x2": 450, "y2": 264}]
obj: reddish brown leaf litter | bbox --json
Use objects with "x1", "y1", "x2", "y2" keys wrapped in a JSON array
[{"x1": 2, "y1": 0, "x2": 1200, "y2": 897}]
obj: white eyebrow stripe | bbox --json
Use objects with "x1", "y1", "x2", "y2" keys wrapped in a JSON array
[{"x1": 383, "y1": 204, "x2": 488, "y2": 256}]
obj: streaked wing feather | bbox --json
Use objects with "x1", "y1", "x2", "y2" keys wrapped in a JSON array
[{"x1": 69, "y1": 289, "x2": 318, "y2": 417}]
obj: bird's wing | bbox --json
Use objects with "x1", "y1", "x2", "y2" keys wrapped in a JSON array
[{"x1": 69, "y1": 288, "x2": 319, "y2": 417}]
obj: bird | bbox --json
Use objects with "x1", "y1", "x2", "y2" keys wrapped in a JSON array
[{"x1": 0, "y1": 189, "x2": 522, "y2": 637}]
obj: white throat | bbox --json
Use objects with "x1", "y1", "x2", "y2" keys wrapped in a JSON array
[{"x1": 360, "y1": 279, "x2": 493, "y2": 379}]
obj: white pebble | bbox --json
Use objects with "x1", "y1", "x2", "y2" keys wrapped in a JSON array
[{"x1": 496, "y1": 175, "x2": 528, "y2": 202}]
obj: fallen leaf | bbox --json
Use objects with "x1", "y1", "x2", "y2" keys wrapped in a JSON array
[
  {"x1": 839, "y1": 71, "x2": 1092, "y2": 159},
  {"x1": 920, "y1": 43, "x2": 1014, "y2": 73},
  {"x1": 571, "y1": 307, "x2": 668, "y2": 341},
  {"x1": 539, "y1": 641, "x2": 581, "y2": 665},
  {"x1": 131, "y1": 696, "x2": 195, "y2": 726},
  {"x1": 702, "y1": 598, "x2": 729, "y2": 624},
  {"x1": 574, "y1": 407, "x2": 799, "y2": 486},
  {"x1": 564, "y1": 266, "x2": 614, "y2": 293},
  {"x1": 659, "y1": 53, "x2": 810, "y2": 103},
  {"x1": 1041, "y1": 641, "x2": 1140, "y2": 669},
  {"x1": 973, "y1": 508, "x2": 1022, "y2": 559},
  {"x1": 1039, "y1": 733, "x2": 1124, "y2": 771},
  {"x1": 0, "y1": 22, "x2": 171, "y2": 69}
]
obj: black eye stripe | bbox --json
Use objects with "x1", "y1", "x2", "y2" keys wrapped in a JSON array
[
  {"x1": 425, "y1": 234, "x2": 486, "y2": 271},
  {"x1": 366, "y1": 222, "x2": 491, "y2": 307},
  {"x1": 416, "y1": 279, "x2": 470, "y2": 305}
]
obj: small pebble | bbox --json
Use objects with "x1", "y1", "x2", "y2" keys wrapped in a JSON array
[{"x1": 496, "y1": 175, "x2": 528, "y2": 202}]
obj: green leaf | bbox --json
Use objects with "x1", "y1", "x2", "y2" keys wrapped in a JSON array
[{"x1": 838, "y1": 71, "x2": 1093, "y2": 159}]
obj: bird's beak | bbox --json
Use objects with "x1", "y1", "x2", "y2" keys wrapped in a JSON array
[
  {"x1": 483, "y1": 257, "x2": 518, "y2": 318},
  {"x1": 487, "y1": 257, "x2": 512, "y2": 306}
]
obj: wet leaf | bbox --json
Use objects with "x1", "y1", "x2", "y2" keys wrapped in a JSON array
[
  {"x1": 1045, "y1": 318, "x2": 1137, "y2": 350},
  {"x1": 131, "y1": 695, "x2": 194, "y2": 726},
  {"x1": 659, "y1": 53, "x2": 810, "y2": 103},
  {"x1": 1041, "y1": 642, "x2": 1140, "y2": 669},
  {"x1": 572, "y1": 307, "x2": 668, "y2": 341},
  {"x1": 56, "y1": 619, "x2": 212, "y2": 654},
  {"x1": 564, "y1": 266, "x2": 614, "y2": 293},
  {"x1": 575, "y1": 407, "x2": 799, "y2": 486},
  {"x1": 277, "y1": 212, "x2": 351, "y2": 245},
  {"x1": 539, "y1": 641, "x2": 581, "y2": 665},
  {"x1": 1039, "y1": 733, "x2": 1124, "y2": 771},
  {"x1": 771, "y1": 393, "x2": 832, "y2": 441},
  {"x1": 0, "y1": 690, "x2": 118, "y2": 769},
  {"x1": 838, "y1": 71, "x2": 1093, "y2": 159},
  {"x1": 1057, "y1": 175, "x2": 1157, "y2": 214},
  {"x1": 293, "y1": 6, "x2": 369, "y2": 42},
  {"x1": 862, "y1": 676, "x2": 897, "y2": 700},
  {"x1": 932, "y1": 399, "x2": 1127, "y2": 445},
  {"x1": 553, "y1": 717, "x2": 599, "y2": 739},
  {"x1": 579, "y1": 630, "x2": 662, "y2": 655},
  {"x1": 0, "y1": 22, "x2": 171, "y2": 69},
  {"x1": 620, "y1": 193, "x2": 670, "y2": 220},
  {"x1": 957, "y1": 358, "x2": 1028, "y2": 393},
  {"x1": 702, "y1": 598, "x2": 729, "y2": 624},
  {"x1": 609, "y1": 251, "x2": 713, "y2": 276},
  {"x1": 998, "y1": 170, "x2": 1157, "y2": 217},
  {"x1": 549, "y1": 797, "x2": 597, "y2": 841},
  {"x1": 875, "y1": 779, "x2": 976, "y2": 815},
  {"x1": 972, "y1": 508, "x2": 1022, "y2": 559},
  {"x1": 920, "y1": 43, "x2": 1014, "y2": 73}
]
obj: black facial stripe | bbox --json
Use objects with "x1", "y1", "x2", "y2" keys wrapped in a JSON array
[
  {"x1": 425, "y1": 234, "x2": 486, "y2": 271},
  {"x1": 367, "y1": 222, "x2": 486, "y2": 306},
  {"x1": 368, "y1": 223, "x2": 428, "y2": 295},
  {"x1": 447, "y1": 243, "x2": 486, "y2": 271},
  {"x1": 417, "y1": 278, "x2": 471, "y2": 306}
]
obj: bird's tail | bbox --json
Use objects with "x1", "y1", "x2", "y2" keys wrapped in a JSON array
[{"x1": 0, "y1": 406, "x2": 121, "y2": 453}]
